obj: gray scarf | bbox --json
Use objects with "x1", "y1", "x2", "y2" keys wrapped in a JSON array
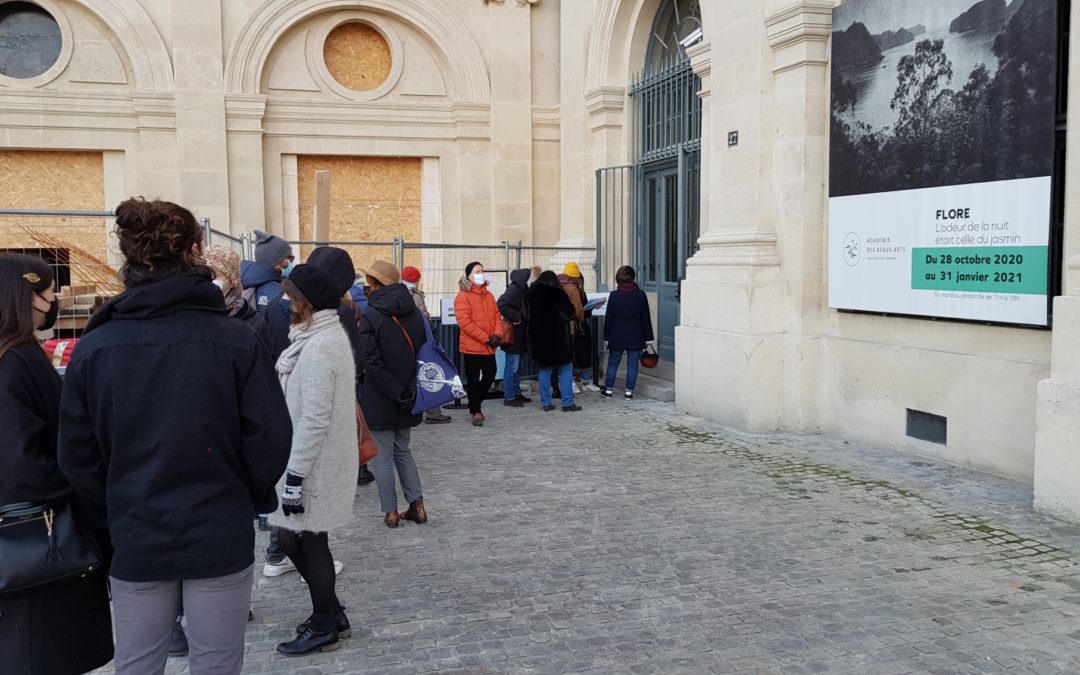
[{"x1": 276, "y1": 309, "x2": 340, "y2": 392}]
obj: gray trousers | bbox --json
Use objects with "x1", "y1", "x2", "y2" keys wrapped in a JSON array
[
  {"x1": 110, "y1": 565, "x2": 254, "y2": 675},
  {"x1": 370, "y1": 427, "x2": 424, "y2": 513}
]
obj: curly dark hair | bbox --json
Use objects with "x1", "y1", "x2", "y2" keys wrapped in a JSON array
[{"x1": 115, "y1": 197, "x2": 204, "y2": 284}]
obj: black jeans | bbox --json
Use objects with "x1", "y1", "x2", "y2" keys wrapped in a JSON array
[{"x1": 463, "y1": 354, "x2": 497, "y2": 414}]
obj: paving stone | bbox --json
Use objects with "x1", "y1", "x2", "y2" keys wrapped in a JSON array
[{"x1": 92, "y1": 396, "x2": 1080, "y2": 673}]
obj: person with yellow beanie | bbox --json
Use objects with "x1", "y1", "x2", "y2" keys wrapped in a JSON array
[{"x1": 557, "y1": 261, "x2": 603, "y2": 393}]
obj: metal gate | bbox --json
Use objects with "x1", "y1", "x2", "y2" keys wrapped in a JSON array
[{"x1": 596, "y1": 165, "x2": 633, "y2": 291}]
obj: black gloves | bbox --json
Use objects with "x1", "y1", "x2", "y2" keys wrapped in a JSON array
[
  {"x1": 395, "y1": 388, "x2": 416, "y2": 411},
  {"x1": 486, "y1": 335, "x2": 502, "y2": 347},
  {"x1": 281, "y1": 472, "x2": 305, "y2": 516}
]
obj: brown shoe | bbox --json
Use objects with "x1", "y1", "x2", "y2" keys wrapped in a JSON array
[
  {"x1": 400, "y1": 499, "x2": 428, "y2": 524},
  {"x1": 384, "y1": 512, "x2": 400, "y2": 528},
  {"x1": 471, "y1": 413, "x2": 483, "y2": 427}
]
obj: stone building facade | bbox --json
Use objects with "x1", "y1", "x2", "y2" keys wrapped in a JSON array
[{"x1": 1, "y1": 0, "x2": 1079, "y2": 519}]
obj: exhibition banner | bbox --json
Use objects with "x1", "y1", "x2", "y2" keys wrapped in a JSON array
[{"x1": 828, "y1": 0, "x2": 1057, "y2": 325}]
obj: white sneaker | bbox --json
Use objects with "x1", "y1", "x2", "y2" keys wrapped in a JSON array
[
  {"x1": 300, "y1": 560, "x2": 344, "y2": 584},
  {"x1": 624, "y1": 390, "x2": 634, "y2": 400},
  {"x1": 572, "y1": 382, "x2": 583, "y2": 394},
  {"x1": 583, "y1": 383, "x2": 601, "y2": 392},
  {"x1": 262, "y1": 559, "x2": 296, "y2": 577}
]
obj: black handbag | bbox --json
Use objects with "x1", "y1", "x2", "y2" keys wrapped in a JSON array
[{"x1": 0, "y1": 499, "x2": 103, "y2": 597}]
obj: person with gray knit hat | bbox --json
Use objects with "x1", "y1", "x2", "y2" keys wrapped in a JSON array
[
  {"x1": 244, "y1": 231, "x2": 294, "y2": 316},
  {"x1": 271, "y1": 263, "x2": 357, "y2": 656},
  {"x1": 240, "y1": 230, "x2": 295, "y2": 359},
  {"x1": 254, "y1": 230, "x2": 294, "y2": 270}
]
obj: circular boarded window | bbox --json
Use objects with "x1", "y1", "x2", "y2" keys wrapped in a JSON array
[
  {"x1": 323, "y1": 22, "x2": 392, "y2": 92},
  {"x1": 0, "y1": 2, "x2": 62, "y2": 79}
]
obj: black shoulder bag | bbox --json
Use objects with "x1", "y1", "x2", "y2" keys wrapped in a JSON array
[{"x1": 0, "y1": 500, "x2": 103, "y2": 597}]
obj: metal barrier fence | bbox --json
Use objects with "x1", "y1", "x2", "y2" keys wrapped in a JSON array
[
  {"x1": 0, "y1": 210, "x2": 601, "y2": 367},
  {"x1": 206, "y1": 227, "x2": 250, "y2": 260}
]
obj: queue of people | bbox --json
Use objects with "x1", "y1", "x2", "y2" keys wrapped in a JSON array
[{"x1": 0, "y1": 198, "x2": 654, "y2": 674}]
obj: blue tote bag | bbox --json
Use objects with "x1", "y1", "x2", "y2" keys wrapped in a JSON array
[{"x1": 396, "y1": 315, "x2": 466, "y2": 415}]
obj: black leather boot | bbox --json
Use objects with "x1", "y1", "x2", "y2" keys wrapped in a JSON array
[
  {"x1": 168, "y1": 621, "x2": 188, "y2": 657},
  {"x1": 296, "y1": 606, "x2": 351, "y2": 638},
  {"x1": 357, "y1": 464, "x2": 374, "y2": 486},
  {"x1": 277, "y1": 619, "x2": 339, "y2": 655}
]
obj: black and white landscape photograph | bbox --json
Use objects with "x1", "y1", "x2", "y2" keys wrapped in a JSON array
[{"x1": 829, "y1": 0, "x2": 1057, "y2": 198}]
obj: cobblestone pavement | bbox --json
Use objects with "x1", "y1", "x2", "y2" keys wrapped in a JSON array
[{"x1": 103, "y1": 393, "x2": 1080, "y2": 674}]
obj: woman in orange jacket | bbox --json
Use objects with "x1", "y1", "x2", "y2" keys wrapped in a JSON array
[{"x1": 454, "y1": 261, "x2": 503, "y2": 426}]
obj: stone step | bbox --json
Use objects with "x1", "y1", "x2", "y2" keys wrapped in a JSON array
[{"x1": 612, "y1": 372, "x2": 676, "y2": 402}]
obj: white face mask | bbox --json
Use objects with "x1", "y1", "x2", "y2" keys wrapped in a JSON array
[
  {"x1": 212, "y1": 279, "x2": 225, "y2": 290},
  {"x1": 472, "y1": 273, "x2": 485, "y2": 286}
]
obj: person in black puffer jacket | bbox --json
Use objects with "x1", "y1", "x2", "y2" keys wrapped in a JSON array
[
  {"x1": 356, "y1": 260, "x2": 428, "y2": 529},
  {"x1": 58, "y1": 198, "x2": 292, "y2": 675},
  {"x1": 497, "y1": 266, "x2": 540, "y2": 407}
]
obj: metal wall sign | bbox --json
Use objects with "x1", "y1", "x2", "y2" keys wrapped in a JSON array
[{"x1": 828, "y1": 0, "x2": 1060, "y2": 326}]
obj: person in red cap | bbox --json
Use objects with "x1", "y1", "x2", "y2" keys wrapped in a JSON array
[{"x1": 401, "y1": 266, "x2": 451, "y2": 425}]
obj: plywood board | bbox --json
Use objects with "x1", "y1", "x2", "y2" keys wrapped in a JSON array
[
  {"x1": 0, "y1": 150, "x2": 111, "y2": 287},
  {"x1": 324, "y1": 23, "x2": 392, "y2": 92},
  {"x1": 297, "y1": 155, "x2": 421, "y2": 267}
]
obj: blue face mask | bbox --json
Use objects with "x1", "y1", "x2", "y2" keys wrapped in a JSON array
[
  {"x1": 281, "y1": 260, "x2": 296, "y2": 278},
  {"x1": 279, "y1": 297, "x2": 291, "y2": 319}
]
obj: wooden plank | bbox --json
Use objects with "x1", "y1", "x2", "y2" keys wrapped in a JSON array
[{"x1": 313, "y1": 170, "x2": 331, "y2": 244}]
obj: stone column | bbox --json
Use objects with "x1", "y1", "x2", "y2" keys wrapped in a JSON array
[
  {"x1": 1033, "y1": 0, "x2": 1080, "y2": 521},
  {"x1": 765, "y1": 2, "x2": 832, "y2": 431},
  {"x1": 486, "y1": 1, "x2": 535, "y2": 246},
  {"x1": 172, "y1": 0, "x2": 231, "y2": 229},
  {"x1": 676, "y1": 2, "x2": 832, "y2": 432},
  {"x1": 676, "y1": 3, "x2": 783, "y2": 430},
  {"x1": 225, "y1": 95, "x2": 267, "y2": 235},
  {"x1": 558, "y1": 0, "x2": 597, "y2": 248}
]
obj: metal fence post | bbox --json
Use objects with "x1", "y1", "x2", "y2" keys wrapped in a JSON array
[
  {"x1": 202, "y1": 218, "x2": 212, "y2": 245},
  {"x1": 503, "y1": 241, "x2": 511, "y2": 273},
  {"x1": 515, "y1": 240, "x2": 522, "y2": 270}
]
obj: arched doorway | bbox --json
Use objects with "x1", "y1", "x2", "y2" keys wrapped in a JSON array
[{"x1": 631, "y1": 0, "x2": 702, "y2": 362}]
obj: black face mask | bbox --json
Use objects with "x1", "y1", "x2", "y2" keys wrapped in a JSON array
[{"x1": 37, "y1": 294, "x2": 59, "y2": 331}]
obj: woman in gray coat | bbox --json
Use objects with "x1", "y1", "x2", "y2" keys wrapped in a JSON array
[{"x1": 269, "y1": 265, "x2": 359, "y2": 656}]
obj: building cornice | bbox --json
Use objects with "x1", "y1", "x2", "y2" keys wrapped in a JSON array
[
  {"x1": 584, "y1": 86, "x2": 626, "y2": 132},
  {"x1": 686, "y1": 40, "x2": 712, "y2": 99},
  {"x1": 765, "y1": 2, "x2": 833, "y2": 75}
]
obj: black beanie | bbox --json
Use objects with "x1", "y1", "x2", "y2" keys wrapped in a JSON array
[
  {"x1": 288, "y1": 264, "x2": 340, "y2": 311},
  {"x1": 307, "y1": 246, "x2": 356, "y2": 296}
]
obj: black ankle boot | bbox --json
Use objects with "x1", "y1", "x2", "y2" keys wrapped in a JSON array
[
  {"x1": 277, "y1": 622, "x2": 339, "y2": 656},
  {"x1": 357, "y1": 465, "x2": 374, "y2": 486},
  {"x1": 168, "y1": 621, "x2": 188, "y2": 657},
  {"x1": 296, "y1": 606, "x2": 351, "y2": 638}
]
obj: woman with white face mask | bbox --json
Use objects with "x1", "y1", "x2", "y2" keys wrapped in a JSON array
[{"x1": 453, "y1": 261, "x2": 504, "y2": 426}]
